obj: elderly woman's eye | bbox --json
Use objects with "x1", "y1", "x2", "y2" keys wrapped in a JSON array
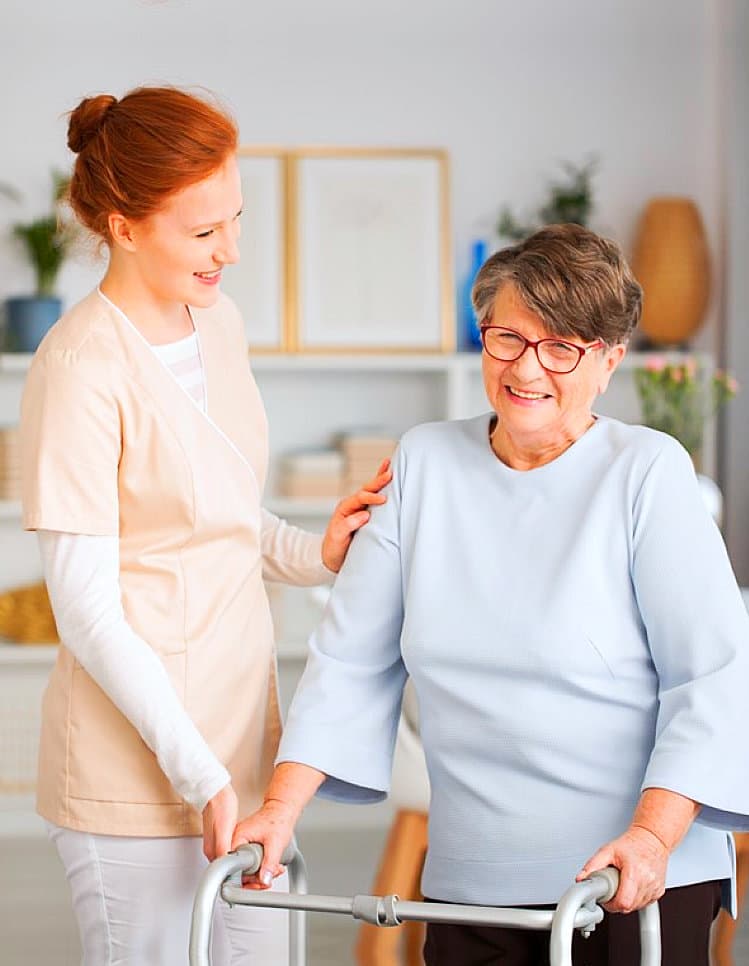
[
  {"x1": 494, "y1": 331, "x2": 524, "y2": 346},
  {"x1": 546, "y1": 341, "x2": 577, "y2": 357}
]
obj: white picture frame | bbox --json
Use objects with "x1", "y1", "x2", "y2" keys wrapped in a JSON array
[
  {"x1": 289, "y1": 149, "x2": 453, "y2": 353},
  {"x1": 219, "y1": 149, "x2": 287, "y2": 352}
]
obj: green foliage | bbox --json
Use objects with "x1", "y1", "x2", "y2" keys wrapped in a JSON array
[
  {"x1": 497, "y1": 157, "x2": 598, "y2": 242},
  {"x1": 9, "y1": 171, "x2": 72, "y2": 297},
  {"x1": 634, "y1": 358, "x2": 739, "y2": 460}
]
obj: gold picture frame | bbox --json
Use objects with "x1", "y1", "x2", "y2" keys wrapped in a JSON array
[
  {"x1": 220, "y1": 147, "x2": 289, "y2": 353},
  {"x1": 287, "y1": 147, "x2": 454, "y2": 353}
]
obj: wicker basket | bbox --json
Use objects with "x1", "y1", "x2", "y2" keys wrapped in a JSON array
[{"x1": 0, "y1": 582, "x2": 59, "y2": 645}]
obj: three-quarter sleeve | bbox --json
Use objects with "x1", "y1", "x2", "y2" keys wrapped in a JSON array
[
  {"x1": 633, "y1": 438, "x2": 749, "y2": 830},
  {"x1": 21, "y1": 351, "x2": 121, "y2": 535},
  {"x1": 260, "y1": 509, "x2": 333, "y2": 586},
  {"x1": 276, "y1": 447, "x2": 407, "y2": 803}
]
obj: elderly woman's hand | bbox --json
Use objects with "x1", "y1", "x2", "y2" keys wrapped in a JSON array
[
  {"x1": 321, "y1": 458, "x2": 392, "y2": 573},
  {"x1": 577, "y1": 825, "x2": 668, "y2": 913},
  {"x1": 231, "y1": 799, "x2": 298, "y2": 889}
]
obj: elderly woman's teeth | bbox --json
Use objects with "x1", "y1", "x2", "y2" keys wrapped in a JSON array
[{"x1": 508, "y1": 387, "x2": 548, "y2": 399}]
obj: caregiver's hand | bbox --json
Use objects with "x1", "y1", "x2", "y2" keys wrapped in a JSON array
[
  {"x1": 321, "y1": 458, "x2": 392, "y2": 573},
  {"x1": 202, "y1": 782, "x2": 238, "y2": 861}
]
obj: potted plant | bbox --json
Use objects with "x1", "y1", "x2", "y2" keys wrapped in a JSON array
[
  {"x1": 3, "y1": 171, "x2": 73, "y2": 352},
  {"x1": 634, "y1": 356, "x2": 738, "y2": 524},
  {"x1": 497, "y1": 157, "x2": 598, "y2": 242}
]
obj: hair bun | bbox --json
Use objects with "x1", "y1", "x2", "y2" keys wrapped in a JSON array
[{"x1": 67, "y1": 94, "x2": 117, "y2": 153}]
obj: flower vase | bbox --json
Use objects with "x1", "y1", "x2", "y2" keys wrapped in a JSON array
[
  {"x1": 461, "y1": 239, "x2": 488, "y2": 349},
  {"x1": 696, "y1": 472, "x2": 723, "y2": 526}
]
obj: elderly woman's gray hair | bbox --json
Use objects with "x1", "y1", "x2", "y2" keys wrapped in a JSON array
[{"x1": 472, "y1": 223, "x2": 643, "y2": 346}]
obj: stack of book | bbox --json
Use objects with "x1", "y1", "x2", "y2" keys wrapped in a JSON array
[
  {"x1": 0, "y1": 426, "x2": 20, "y2": 501},
  {"x1": 276, "y1": 449, "x2": 345, "y2": 499},
  {"x1": 338, "y1": 430, "x2": 398, "y2": 495}
]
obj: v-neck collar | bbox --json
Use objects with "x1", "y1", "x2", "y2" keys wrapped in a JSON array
[{"x1": 96, "y1": 288, "x2": 260, "y2": 491}]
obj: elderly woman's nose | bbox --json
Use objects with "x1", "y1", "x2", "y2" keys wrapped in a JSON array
[{"x1": 509, "y1": 344, "x2": 545, "y2": 378}]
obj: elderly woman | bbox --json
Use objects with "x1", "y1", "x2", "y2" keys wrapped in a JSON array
[{"x1": 233, "y1": 224, "x2": 749, "y2": 965}]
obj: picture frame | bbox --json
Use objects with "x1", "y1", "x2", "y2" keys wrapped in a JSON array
[
  {"x1": 287, "y1": 148, "x2": 454, "y2": 353},
  {"x1": 220, "y1": 148, "x2": 288, "y2": 352}
]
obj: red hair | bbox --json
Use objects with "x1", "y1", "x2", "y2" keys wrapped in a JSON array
[{"x1": 67, "y1": 86, "x2": 239, "y2": 240}]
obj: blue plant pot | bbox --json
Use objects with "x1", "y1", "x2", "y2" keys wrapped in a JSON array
[{"x1": 4, "y1": 296, "x2": 62, "y2": 352}]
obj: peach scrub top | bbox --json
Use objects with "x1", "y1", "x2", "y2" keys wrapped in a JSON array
[{"x1": 21, "y1": 290, "x2": 329, "y2": 837}]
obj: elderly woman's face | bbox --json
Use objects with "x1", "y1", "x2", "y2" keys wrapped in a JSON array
[{"x1": 482, "y1": 284, "x2": 625, "y2": 446}]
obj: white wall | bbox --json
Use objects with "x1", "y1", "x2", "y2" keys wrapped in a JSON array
[
  {"x1": 0, "y1": 0, "x2": 718, "y2": 302},
  {"x1": 722, "y1": 0, "x2": 749, "y2": 582},
  {"x1": 3, "y1": 0, "x2": 745, "y2": 573}
]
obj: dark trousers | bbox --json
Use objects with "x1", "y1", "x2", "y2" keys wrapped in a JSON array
[{"x1": 423, "y1": 880, "x2": 721, "y2": 966}]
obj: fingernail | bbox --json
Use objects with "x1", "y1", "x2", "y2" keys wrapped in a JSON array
[{"x1": 260, "y1": 869, "x2": 272, "y2": 886}]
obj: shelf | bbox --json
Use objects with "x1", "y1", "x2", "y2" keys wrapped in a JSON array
[
  {"x1": 0, "y1": 500, "x2": 22, "y2": 521},
  {"x1": 1, "y1": 498, "x2": 333, "y2": 522},
  {"x1": 0, "y1": 354, "x2": 33, "y2": 374},
  {"x1": 265, "y1": 496, "x2": 337, "y2": 518},
  {"x1": 0, "y1": 348, "x2": 715, "y2": 376},
  {"x1": 0, "y1": 640, "x2": 57, "y2": 664},
  {"x1": 0, "y1": 638, "x2": 310, "y2": 665}
]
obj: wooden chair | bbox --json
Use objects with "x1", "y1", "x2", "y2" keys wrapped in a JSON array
[
  {"x1": 711, "y1": 832, "x2": 749, "y2": 966},
  {"x1": 356, "y1": 682, "x2": 430, "y2": 966}
]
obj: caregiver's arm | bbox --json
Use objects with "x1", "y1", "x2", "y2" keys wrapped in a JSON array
[
  {"x1": 231, "y1": 762, "x2": 326, "y2": 886},
  {"x1": 260, "y1": 459, "x2": 391, "y2": 583}
]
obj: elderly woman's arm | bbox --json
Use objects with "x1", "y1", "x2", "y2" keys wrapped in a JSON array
[
  {"x1": 232, "y1": 762, "x2": 325, "y2": 886},
  {"x1": 233, "y1": 445, "x2": 408, "y2": 883},
  {"x1": 578, "y1": 788, "x2": 700, "y2": 912},
  {"x1": 585, "y1": 436, "x2": 749, "y2": 912}
]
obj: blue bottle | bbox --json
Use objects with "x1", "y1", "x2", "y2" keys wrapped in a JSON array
[{"x1": 461, "y1": 239, "x2": 487, "y2": 349}]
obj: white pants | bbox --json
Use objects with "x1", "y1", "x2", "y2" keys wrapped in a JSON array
[{"x1": 48, "y1": 824, "x2": 289, "y2": 965}]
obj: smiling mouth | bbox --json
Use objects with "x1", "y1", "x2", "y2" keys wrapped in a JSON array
[
  {"x1": 194, "y1": 270, "x2": 221, "y2": 280},
  {"x1": 506, "y1": 386, "x2": 551, "y2": 400}
]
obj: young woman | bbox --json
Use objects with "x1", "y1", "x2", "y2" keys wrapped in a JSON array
[{"x1": 20, "y1": 85, "x2": 390, "y2": 965}]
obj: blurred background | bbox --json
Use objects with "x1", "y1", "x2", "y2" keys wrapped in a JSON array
[{"x1": 0, "y1": 1, "x2": 747, "y2": 963}]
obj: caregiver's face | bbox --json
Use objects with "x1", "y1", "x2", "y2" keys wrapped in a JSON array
[{"x1": 481, "y1": 283, "x2": 624, "y2": 448}]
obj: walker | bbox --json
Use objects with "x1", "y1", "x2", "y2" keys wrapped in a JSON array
[{"x1": 189, "y1": 842, "x2": 661, "y2": 966}]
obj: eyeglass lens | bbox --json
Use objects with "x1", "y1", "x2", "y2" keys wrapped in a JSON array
[{"x1": 483, "y1": 329, "x2": 581, "y2": 373}]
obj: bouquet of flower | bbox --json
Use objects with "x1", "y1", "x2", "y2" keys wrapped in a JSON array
[{"x1": 633, "y1": 357, "x2": 738, "y2": 460}]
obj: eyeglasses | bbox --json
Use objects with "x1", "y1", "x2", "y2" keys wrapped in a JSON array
[{"x1": 480, "y1": 325, "x2": 604, "y2": 374}]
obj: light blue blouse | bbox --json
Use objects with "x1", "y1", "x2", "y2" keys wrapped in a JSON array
[{"x1": 278, "y1": 415, "x2": 749, "y2": 906}]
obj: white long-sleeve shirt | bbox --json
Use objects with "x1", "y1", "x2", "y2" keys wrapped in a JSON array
[{"x1": 39, "y1": 530, "x2": 230, "y2": 811}]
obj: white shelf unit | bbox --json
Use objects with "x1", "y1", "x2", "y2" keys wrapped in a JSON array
[{"x1": 0, "y1": 348, "x2": 718, "y2": 523}]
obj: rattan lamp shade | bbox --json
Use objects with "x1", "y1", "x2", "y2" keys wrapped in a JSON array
[{"x1": 631, "y1": 197, "x2": 710, "y2": 346}]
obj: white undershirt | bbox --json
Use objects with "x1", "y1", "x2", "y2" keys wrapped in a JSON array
[
  {"x1": 37, "y1": 333, "x2": 225, "y2": 812},
  {"x1": 151, "y1": 331, "x2": 206, "y2": 411}
]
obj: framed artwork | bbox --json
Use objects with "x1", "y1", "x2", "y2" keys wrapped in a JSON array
[
  {"x1": 220, "y1": 148, "x2": 288, "y2": 352},
  {"x1": 288, "y1": 149, "x2": 454, "y2": 352}
]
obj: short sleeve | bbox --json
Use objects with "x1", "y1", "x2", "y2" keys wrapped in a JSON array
[{"x1": 21, "y1": 351, "x2": 121, "y2": 535}]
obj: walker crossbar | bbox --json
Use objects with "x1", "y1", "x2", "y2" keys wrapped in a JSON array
[{"x1": 189, "y1": 845, "x2": 661, "y2": 966}]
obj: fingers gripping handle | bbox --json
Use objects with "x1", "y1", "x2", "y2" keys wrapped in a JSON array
[
  {"x1": 589, "y1": 867, "x2": 620, "y2": 903},
  {"x1": 235, "y1": 841, "x2": 298, "y2": 874},
  {"x1": 190, "y1": 841, "x2": 299, "y2": 966}
]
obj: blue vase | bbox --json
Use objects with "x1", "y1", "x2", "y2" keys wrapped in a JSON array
[
  {"x1": 461, "y1": 240, "x2": 488, "y2": 349},
  {"x1": 4, "y1": 296, "x2": 62, "y2": 352}
]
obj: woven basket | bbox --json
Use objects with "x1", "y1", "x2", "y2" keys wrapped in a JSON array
[{"x1": 0, "y1": 582, "x2": 59, "y2": 644}]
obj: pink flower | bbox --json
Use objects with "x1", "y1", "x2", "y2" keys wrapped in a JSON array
[
  {"x1": 684, "y1": 358, "x2": 697, "y2": 379},
  {"x1": 728, "y1": 376, "x2": 740, "y2": 393},
  {"x1": 645, "y1": 356, "x2": 666, "y2": 372},
  {"x1": 671, "y1": 368, "x2": 683, "y2": 383}
]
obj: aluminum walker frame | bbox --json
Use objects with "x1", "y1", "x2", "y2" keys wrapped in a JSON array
[{"x1": 190, "y1": 842, "x2": 661, "y2": 966}]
